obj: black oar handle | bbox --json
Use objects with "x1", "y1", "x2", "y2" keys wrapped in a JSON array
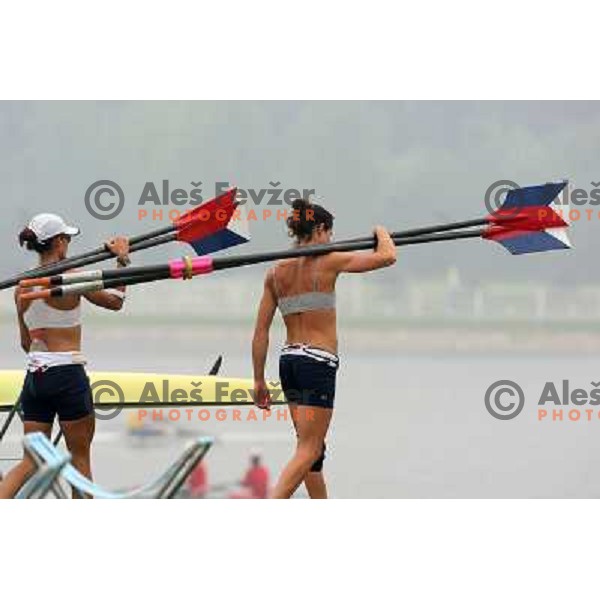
[
  {"x1": 100, "y1": 263, "x2": 172, "y2": 282},
  {"x1": 0, "y1": 225, "x2": 176, "y2": 290},
  {"x1": 100, "y1": 271, "x2": 172, "y2": 289}
]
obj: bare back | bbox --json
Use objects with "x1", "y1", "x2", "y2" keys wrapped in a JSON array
[
  {"x1": 270, "y1": 255, "x2": 339, "y2": 354},
  {"x1": 17, "y1": 292, "x2": 82, "y2": 352},
  {"x1": 16, "y1": 270, "x2": 126, "y2": 354}
]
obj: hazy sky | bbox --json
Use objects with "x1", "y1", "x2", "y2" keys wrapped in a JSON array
[{"x1": 0, "y1": 101, "x2": 597, "y2": 285}]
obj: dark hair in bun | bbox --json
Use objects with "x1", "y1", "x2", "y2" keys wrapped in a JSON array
[
  {"x1": 18, "y1": 227, "x2": 53, "y2": 253},
  {"x1": 287, "y1": 198, "x2": 334, "y2": 242}
]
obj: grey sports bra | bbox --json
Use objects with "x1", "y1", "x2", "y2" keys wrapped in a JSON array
[
  {"x1": 24, "y1": 298, "x2": 81, "y2": 330},
  {"x1": 272, "y1": 257, "x2": 336, "y2": 316}
]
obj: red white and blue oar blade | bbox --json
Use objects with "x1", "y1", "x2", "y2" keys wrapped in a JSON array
[
  {"x1": 488, "y1": 181, "x2": 568, "y2": 227},
  {"x1": 175, "y1": 187, "x2": 250, "y2": 255},
  {"x1": 485, "y1": 180, "x2": 572, "y2": 254},
  {"x1": 189, "y1": 202, "x2": 251, "y2": 255},
  {"x1": 485, "y1": 225, "x2": 572, "y2": 255},
  {"x1": 498, "y1": 180, "x2": 566, "y2": 212}
]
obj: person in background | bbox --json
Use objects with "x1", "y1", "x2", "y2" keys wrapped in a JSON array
[
  {"x1": 240, "y1": 450, "x2": 270, "y2": 499},
  {"x1": 187, "y1": 459, "x2": 208, "y2": 498}
]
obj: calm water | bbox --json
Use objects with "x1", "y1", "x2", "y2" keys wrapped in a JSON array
[{"x1": 2, "y1": 324, "x2": 600, "y2": 498}]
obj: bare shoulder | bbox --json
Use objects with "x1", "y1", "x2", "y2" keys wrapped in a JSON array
[
  {"x1": 264, "y1": 266, "x2": 273, "y2": 284},
  {"x1": 322, "y1": 252, "x2": 349, "y2": 272},
  {"x1": 263, "y1": 265, "x2": 277, "y2": 294},
  {"x1": 265, "y1": 260, "x2": 283, "y2": 280},
  {"x1": 269, "y1": 258, "x2": 295, "y2": 277},
  {"x1": 275, "y1": 258, "x2": 295, "y2": 268}
]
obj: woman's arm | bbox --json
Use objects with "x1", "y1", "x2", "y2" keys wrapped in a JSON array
[
  {"x1": 14, "y1": 288, "x2": 31, "y2": 352},
  {"x1": 84, "y1": 288, "x2": 126, "y2": 311},
  {"x1": 331, "y1": 226, "x2": 397, "y2": 274},
  {"x1": 83, "y1": 236, "x2": 130, "y2": 311},
  {"x1": 252, "y1": 271, "x2": 277, "y2": 408}
]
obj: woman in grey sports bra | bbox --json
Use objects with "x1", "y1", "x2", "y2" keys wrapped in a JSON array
[
  {"x1": 252, "y1": 198, "x2": 397, "y2": 499},
  {"x1": 0, "y1": 214, "x2": 130, "y2": 499}
]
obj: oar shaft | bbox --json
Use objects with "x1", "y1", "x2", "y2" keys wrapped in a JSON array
[
  {"x1": 212, "y1": 228, "x2": 484, "y2": 271},
  {"x1": 2, "y1": 216, "x2": 479, "y2": 291},
  {"x1": 27, "y1": 226, "x2": 454, "y2": 290},
  {"x1": 332, "y1": 218, "x2": 488, "y2": 248},
  {"x1": 331, "y1": 215, "x2": 529, "y2": 249},
  {"x1": 54, "y1": 224, "x2": 175, "y2": 269},
  {"x1": 3, "y1": 218, "x2": 497, "y2": 290},
  {"x1": 20, "y1": 234, "x2": 180, "y2": 288},
  {"x1": 0, "y1": 226, "x2": 177, "y2": 291},
  {"x1": 27, "y1": 228, "x2": 485, "y2": 298},
  {"x1": 23, "y1": 271, "x2": 172, "y2": 299}
]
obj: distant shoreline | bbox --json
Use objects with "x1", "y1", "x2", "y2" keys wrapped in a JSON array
[
  {"x1": 3, "y1": 313, "x2": 599, "y2": 331},
  {"x1": 1, "y1": 316, "x2": 594, "y2": 354}
]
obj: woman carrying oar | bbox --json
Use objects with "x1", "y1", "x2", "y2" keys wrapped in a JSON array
[
  {"x1": 252, "y1": 199, "x2": 397, "y2": 499},
  {"x1": 0, "y1": 214, "x2": 130, "y2": 499}
]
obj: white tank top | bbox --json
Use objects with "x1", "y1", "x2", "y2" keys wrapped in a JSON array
[{"x1": 24, "y1": 298, "x2": 81, "y2": 330}]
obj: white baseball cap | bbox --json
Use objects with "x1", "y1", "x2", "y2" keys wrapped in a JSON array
[{"x1": 27, "y1": 213, "x2": 80, "y2": 242}]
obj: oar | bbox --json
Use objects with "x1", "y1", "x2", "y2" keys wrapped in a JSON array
[
  {"x1": 20, "y1": 181, "x2": 569, "y2": 291},
  {"x1": 17, "y1": 226, "x2": 565, "y2": 300},
  {"x1": 0, "y1": 188, "x2": 248, "y2": 290},
  {"x1": 14, "y1": 182, "x2": 565, "y2": 290},
  {"x1": 19, "y1": 229, "x2": 481, "y2": 297},
  {"x1": 19, "y1": 181, "x2": 572, "y2": 299},
  {"x1": 328, "y1": 181, "x2": 568, "y2": 248}
]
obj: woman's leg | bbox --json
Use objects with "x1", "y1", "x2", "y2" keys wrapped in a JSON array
[
  {"x1": 0, "y1": 421, "x2": 53, "y2": 499},
  {"x1": 288, "y1": 406, "x2": 329, "y2": 498},
  {"x1": 271, "y1": 405, "x2": 333, "y2": 499},
  {"x1": 60, "y1": 414, "x2": 95, "y2": 499},
  {"x1": 304, "y1": 468, "x2": 328, "y2": 499},
  {"x1": 304, "y1": 444, "x2": 327, "y2": 500}
]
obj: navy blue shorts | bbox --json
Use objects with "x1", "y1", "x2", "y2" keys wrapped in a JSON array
[
  {"x1": 19, "y1": 365, "x2": 94, "y2": 424},
  {"x1": 279, "y1": 353, "x2": 338, "y2": 410},
  {"x1": 279, "y1": 351, "x2": 338, "y2": 473}
]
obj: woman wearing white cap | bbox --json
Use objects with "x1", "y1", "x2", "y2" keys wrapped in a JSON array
[{"x1": 0, "y1": 213, "x2": 130, "y2": 499}]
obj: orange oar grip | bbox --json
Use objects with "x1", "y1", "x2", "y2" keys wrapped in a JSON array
[
  {"x1": 19, "y1": 277, "x2": 51, "y2": 288},
  {"x1": 19, "y1": 288, "x2": 52, "y2": 301}
]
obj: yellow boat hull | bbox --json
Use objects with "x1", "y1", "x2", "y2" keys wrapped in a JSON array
[{"x1": 0, "y1": 370, "x2": 284, "y2": 411}]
